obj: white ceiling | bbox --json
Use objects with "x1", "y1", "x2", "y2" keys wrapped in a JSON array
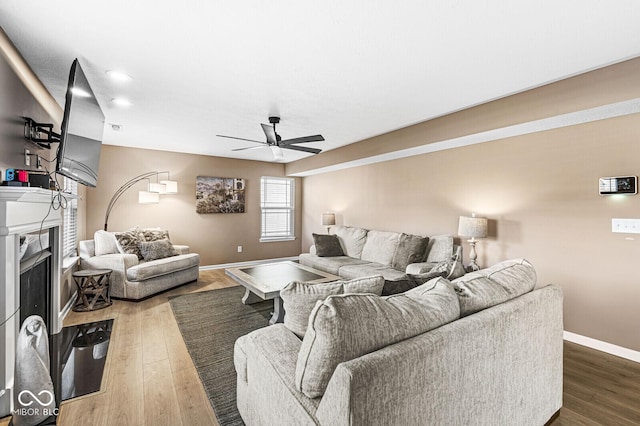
[{"x1": 1, "y1": 1, "x2": 640, "y2": 163}]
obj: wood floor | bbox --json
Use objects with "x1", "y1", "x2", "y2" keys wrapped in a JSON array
[{"x1": 2, "y1": 269, "x2": 639, "y2": 425}]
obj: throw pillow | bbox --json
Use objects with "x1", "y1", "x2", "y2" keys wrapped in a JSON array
[
  {"x1": 94, "y1": 230, "x2": 120, "y2": 256},
  {"x1": 451, "y1": 258, "x2": 536, "y2": 317},
  {"x1": 431, "y1": 254, "x2": 466, "y2": 280},
  {"x1": 114, "y1": 227, "x2": 143, "y2": 259},
  {"x1": 139, "y1": 228, "x2": 170, "y2": 242},
  {"x1": 312, "y1": 233, "x2": 345, "y2": 257},
  {"x1": 295, "y1": 277, "x2": 460, "y2": 398},
  {"x1": 391, "y1": 233, "x2": 429, "y2": 271},
  {"x1": 425, "y1": 235, "x2": 454, "y2": 262},
  {"x1": 138, "y1": 239, "x2": 179, "y2": 262},
  {"x1": 280, "y1": 275, "x2": 385, "y2": 338}
]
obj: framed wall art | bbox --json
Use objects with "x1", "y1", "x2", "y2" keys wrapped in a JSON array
[{"x1": 196, "y1": 176, "x2": 246, "y2": 213}]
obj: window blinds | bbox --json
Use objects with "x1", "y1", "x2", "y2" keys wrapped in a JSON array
[
  {"x1": 62, "y1": 177, "x2": 78, "y2": 257},
  {"x1": 260, "y1": 176, "x2": 294, "y2": 241}
]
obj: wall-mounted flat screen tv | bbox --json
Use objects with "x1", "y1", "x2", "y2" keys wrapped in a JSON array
[{"x1": 56, "y1": 58, "x2": 105, "y2": 187}]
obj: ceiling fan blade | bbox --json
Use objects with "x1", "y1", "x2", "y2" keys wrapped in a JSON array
[
  {"x1": 217, "y1": 134, "x2": 265, "y2": 144},
  {"x1": 280, "y1": 135, "x2": 325, "y2": 145},
  {"x1": 281, "y1": 144, "x2": 322, "y2": 154},
  {"x1": 270, "y1": 146, "x2": 284, "y2": 160},
  {"x1": 232, "y1": 145, "x2": 267, "y2": 151},
  {"x1": 261, "y1": 124, "x2": 277, "y2": 144}
]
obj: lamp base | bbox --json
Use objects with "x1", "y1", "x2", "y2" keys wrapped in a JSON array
[{"x1": 466, "y1": 239, "x2": 481, "y2": 272}]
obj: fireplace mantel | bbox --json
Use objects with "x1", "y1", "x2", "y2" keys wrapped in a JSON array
[{"x1": 0, "y1": 186, "x2": 64, "y2": 416}]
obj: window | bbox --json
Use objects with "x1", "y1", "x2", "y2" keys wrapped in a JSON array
[
  {"x1": 260, "y1": 176, "x2": 295, "y2": 242},
  {"x1": 62, "y1": 177, "x2": 78, "y2": 258}
]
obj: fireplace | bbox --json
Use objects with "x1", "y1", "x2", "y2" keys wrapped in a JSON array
[
  {"x1": 0, "y1": 188, "x2": 63, "y2": 417},
  {"x1": 19, "y1": 230, "x2": 54, "y2": 331}
]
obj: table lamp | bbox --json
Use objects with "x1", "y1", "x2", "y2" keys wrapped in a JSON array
[
  {"x1": 458, "y1": 213, "x2": 488, "y2": 272},
  {"x1": 321, "y1": 213, "x2": 336, "y2": 234}
]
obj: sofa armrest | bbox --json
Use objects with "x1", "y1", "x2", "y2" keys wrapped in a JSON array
[
  {"x1": 406, "y1": 245, "x2": 464, "y2": 275},
  {"x1": 80, "y1": 253, "x2": 139, "y2": 298},
  {"x1": 172, "y1": 244, "x2": 190, "y2": 255},
  {"x1": 406, "y1": 261, "x2": 439, "y2": 275},
  {"x1": 234, "y1": 325, "x2": 319, "y2": 425}
]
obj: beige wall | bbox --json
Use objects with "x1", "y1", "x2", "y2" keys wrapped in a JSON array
[
  {"x1": 85, "y1": 145, "x2": 302, "y2": 266},
  {"x1": 298, "y1": 60, "x2": 640, "y2": 352}
]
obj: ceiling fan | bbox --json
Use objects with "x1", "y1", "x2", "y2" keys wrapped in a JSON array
[{"x1": 217, "y1": 117, "x2": 324, "y2": 160}]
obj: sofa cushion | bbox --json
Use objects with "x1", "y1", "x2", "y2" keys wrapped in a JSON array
[
  {"x1": 126, "y1": 253, "x2": 200, "y2": 281},
  {"x1": 391, "y1": 233, "x2": 429, "y2": 271},
  {"x1": 425, "y1": 235, "x2": 454, "y2": 262},
  {"x1": 138, "y1": 239, "x2": 179, "y2": 261},
  {"x1": 337, "y1": 262, "x2": 406, "y2": 282},
  {"x1": 281, "y1": 276, "x2": 385, "y2": 338},
  {"x1": 114, "y1": 227, "x2": 144, "y2": 260},
  {"x1": 295, "y1": 277, "x2": 460, "y2": 398},
  {"x1": 451, "y1": 258, "x2": 536, "y2": 316},
  {"x1": 312, "y1": 233, "x2": 345, "y2": 257},
  {"x1": 299, "y1": 253, "x2": 370, "y2": 276},
  {"x1": 334, "y1": 226, "x2": 368, "y2": 258},
  {"x1": 94, "y1": 230, "x2": 120, "y2": 256},
  {"x1": 360, "y1": 230, "x2": 401, "y2": 266}
]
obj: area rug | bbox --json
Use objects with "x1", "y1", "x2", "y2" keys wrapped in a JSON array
[{"x1": 169, "y1": 286, "x2": 271, "y2": 426}]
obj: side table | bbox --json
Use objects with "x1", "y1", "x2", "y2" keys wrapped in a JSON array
[{"x1": 72, "y1": 269, "x2": 113, "y2": 312}]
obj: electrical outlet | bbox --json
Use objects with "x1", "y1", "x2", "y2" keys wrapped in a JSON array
[
  {"x1": 612, "y1": 218, "x2": 640, "y2": 234},
  {"x1": 237, "y1": 246, "x2": 243, "y2": 253},
  {"x1": 24, "y1": 149, "x2": 30, "y2": 166}
]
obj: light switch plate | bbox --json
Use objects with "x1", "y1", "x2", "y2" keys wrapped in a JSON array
[{"x1": 612, "y1": 218, "x2": 640, "y2": 234}]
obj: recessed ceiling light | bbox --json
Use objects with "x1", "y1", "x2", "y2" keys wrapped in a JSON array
[
  {"x1": 70, "y1": 87, "x2": 91, "y2": 98},
  {"x1": 111, "y1": 97, "x2": 133, "y2": 107},
  {"x1": 105, "y1": 70, "x2": 133, "y2": 82},
  {"x1": 109, "y1": 123, "x2": 123, "y2": 131}
]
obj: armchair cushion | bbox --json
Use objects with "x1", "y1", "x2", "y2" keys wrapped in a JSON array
[
  {"x1": 114, "y1": 227, "x2": 143, "y2": 259},
  {"x1": 138, "y1": 239, "x2": 178, "y2": 261},
  {"x1": 94, "y1": 230, "x2": 120, "y2": 256},
  {"x1": 139, "y1": 228, "x2": 170, "y2": 242},
  {"x1": 126, "y1": 253, "x2": 200, "y2": 281}
]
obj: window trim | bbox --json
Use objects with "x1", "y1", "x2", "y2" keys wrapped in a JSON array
[
  {"x1": 62, "y1": 177, "x2": 79, "y2": 258},
  {"x1": 259, "y1": 176, "x2": 295, "y2": 242}
]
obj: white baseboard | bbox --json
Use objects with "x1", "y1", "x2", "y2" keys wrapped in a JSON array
[
  {"x1": 564, "y1": 331, "x2": 640, "y2": 363},
  {"x1": 58, "y1": 291, "x2": 77, "y2": 327},
  {"x1": 199, "y1": 256, "x2": 300, "y2": 271}
]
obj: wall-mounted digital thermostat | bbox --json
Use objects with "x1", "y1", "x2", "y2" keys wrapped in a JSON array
[{"x1": 599, "y1": 176, "x2": 637, "y2": 195}]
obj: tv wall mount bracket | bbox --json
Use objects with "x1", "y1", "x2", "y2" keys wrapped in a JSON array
[{"x1": 23, "y1": 117, "x2": 60, "y2": 149}]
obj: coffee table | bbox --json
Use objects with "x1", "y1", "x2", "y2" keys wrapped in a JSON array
[{"x1": 225, "y1": 261, "x2": 340, "y2": 325}]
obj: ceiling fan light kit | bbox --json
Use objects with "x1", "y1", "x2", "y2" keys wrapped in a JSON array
[{"x1": 217, "y1": 116, "x2": 324, "y2": 160}]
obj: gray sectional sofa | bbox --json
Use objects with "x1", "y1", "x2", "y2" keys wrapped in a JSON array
[
  {"x1": 78, "y1": 229, "x2": 199, "y2": 300},
  {"x1": 234, "y1": 259, "x2": 563, "y2": 426},
  {"x1": 299, "y1": 226, "x2": 464, "y2": 295}
]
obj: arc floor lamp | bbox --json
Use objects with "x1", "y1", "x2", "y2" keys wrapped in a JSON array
[{"x1": 104, "y1": 171, "x2": 178, "y2": 231}]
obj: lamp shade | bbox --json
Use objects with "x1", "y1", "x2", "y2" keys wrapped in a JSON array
[
  {"x1": 138, "y1": 190, "x2": 160, "y2": 204},
  {"x1": 148, "y1": 182, "x2": 166, "y2": 193},
  {"x1": 458, "y1": 215, "x2": 488, "y2": 239},
  {"x1": 321, "y1": 213, "x2": 336, "y2": 226},
  {"x1": 160, "y1": 180, "x2": 178, "y2": 194}
]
